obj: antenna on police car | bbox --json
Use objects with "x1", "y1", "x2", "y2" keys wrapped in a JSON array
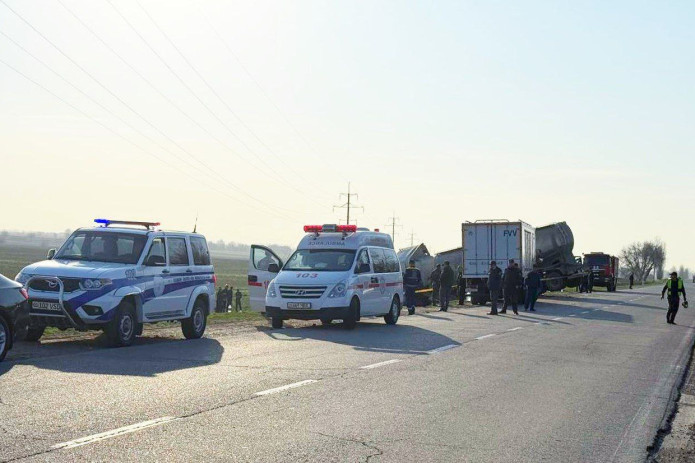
[{"x1": 193, "y1": 212, "x2": 199, "y2": 233}]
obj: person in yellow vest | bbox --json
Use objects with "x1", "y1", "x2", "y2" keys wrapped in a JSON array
[{"x1": 661, "y1": 272, "x2": 687, "y2": 324}]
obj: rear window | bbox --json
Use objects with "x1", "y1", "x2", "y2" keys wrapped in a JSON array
[
  {"x1": 384, "y1": 249, "x2": 400, "y2": 273},
  {"x1": 168, "y1": 238, "x2": 190, "y2": 266},
  {"x1": 190, "y1": 237, "x2": 211, "y2": 266},
  {"x1": 369, "y1": 248, "x2": 387, "y2": 273}
]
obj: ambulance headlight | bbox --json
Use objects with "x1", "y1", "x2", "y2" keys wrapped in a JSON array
[
  {"x1": 328, "y1": 280, "x2": 347, "y2": 298},
  {"x1": 267, "y1": 282, "x2": 277, "y2": 298},
  {"x1": 80, "y1": 278, "x2": 112, "y2": 291}
]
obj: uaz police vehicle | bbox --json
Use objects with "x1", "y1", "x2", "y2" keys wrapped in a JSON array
[
  {"x1": 15, "y1": 219, "x2": 216, "y2": 347},
  {"x1": 248, "y1": 224, "x2": 404, "y2": 329}
]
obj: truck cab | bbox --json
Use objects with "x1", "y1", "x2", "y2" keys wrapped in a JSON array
[
  {"x1": 583, "y1": 252, "x2": 619, "y2": 292},
  {"x1": 248, "y1": 224, "x2": 404, "y2": 329}
]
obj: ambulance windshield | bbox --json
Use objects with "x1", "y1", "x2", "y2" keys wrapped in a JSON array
[{"x1": 284, "y1": 249, "x2": 356, "y2": 272}]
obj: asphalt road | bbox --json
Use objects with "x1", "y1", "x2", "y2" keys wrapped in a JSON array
[{"x1": 1, "y1": 285, "x2": 693, "y2": 462}]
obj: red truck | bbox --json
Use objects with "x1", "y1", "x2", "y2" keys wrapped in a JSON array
[{"x1": 583, "y1": 252, "x2": 619, "y2": 292}]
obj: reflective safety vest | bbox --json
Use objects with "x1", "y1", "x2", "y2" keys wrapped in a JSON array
[{"x1": 666, "y1": 278, "x2": 684, "y2": 296}]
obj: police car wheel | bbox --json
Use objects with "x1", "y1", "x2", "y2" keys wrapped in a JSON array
[
  {"x1": 107, "y1": 303, "x2": 136, "y2": 347},
  {"x1": 23, "y1": 326, "x2": 45, "y2": 342},
  {"x1": 343, "y1": 299, "x2": 359, "y2": 330},
  {"x1": 0, "y1": 316, "x2": 9, "y2": 362},
  {"x1": 384, "y1": 297, "x2": 400, "y2": 325},
  {"x1": 271, "y1": 317, "x2": 283, "y2": 329},
  {"x1": 182, "y1": 300, "x2": 207, "y2": 339}
]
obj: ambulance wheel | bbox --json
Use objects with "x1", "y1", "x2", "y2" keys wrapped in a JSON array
[
  {"x1": 24, "y1": 326, "x2": 45, "y2": 342},
  {"x1": 106, "y1": 302, "x2": 136, "y2": 347},
  {"x1": 271, "y1": 317, "x2": 283, "y2": 329},
  {"x1": 182, "y1": 299, "x2": 207, "y2": 339},
  {"x1": 384, "y1": 296, "x2": 400, "y2": 325},
  {"x1": 0, "y1": 316, "x2": 10, "y2": 362},
  {"x1": 343, "y1": 298, "x2": 359, "y2": 330},
  {"x1": 320, "y1": 319, "x2": 333, "y2": 326}
]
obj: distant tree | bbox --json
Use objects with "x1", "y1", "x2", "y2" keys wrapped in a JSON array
[{"x1": 621, "y1": 240, "x2": 667, "y2": 284}]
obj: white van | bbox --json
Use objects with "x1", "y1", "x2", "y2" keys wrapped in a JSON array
[{"x1": 248, "y1": 225, "x2": 404, "y2": 329}]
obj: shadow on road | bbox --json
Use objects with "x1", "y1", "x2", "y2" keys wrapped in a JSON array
[
  {"x1": 0, "y1": 336, "x2": 224, "y2": 377},
  {"x1": 541, "y1": 294, "x2": 660, "y2": 311},
  {"x1": 535, "y1": 301, "x2": 634, "y2": 323},
  {"x1": 259, "y1": 321, "x2": 460, "y2": 355}
]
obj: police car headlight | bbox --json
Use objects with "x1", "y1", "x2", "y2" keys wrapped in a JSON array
[
  {"x1": 267, "y1": 282, "x2": 277, "y2": 298},
  {"x1": 328, "y1": 280, "x2": 347, "y2": 298},
  {"x1": 15, "y1": 272, "x2": 31, "y2": 285},
  {"x1": 80, "y1": 278, "x2": 112, "y2": 291}
]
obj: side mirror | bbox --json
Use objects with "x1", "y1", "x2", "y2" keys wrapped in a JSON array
[
  {"x1": 145, "y1": 255, "x2": 166, "y2": 267},
  {"x1": 356, "y1": 263, "x2": 371, "y2": 274},
  {"x1": 47, "y1": 249, "x2": 56, "y2": 260},
  {"x1": 267, "y1": 263, "x2": 280, "y2": 273}
]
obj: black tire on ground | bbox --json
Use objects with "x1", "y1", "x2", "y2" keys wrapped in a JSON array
[
  {"x1": 271, "y1": 317, "x2": 283, "y2": 329},
  {"x1": 471, "y1": 293, "x2": 488, "y2": 306},
  {"x1": 544, "y1": 271, "x2": 565, "y2": 292},
  {"x1": 23, "y1": 326, "x2": 45, "y2": 342},
  {"x1": 320, "y1": 319, "x2": 333, "y2": 326},
  {"x1": 106, "y1": 301, "x2": 137, "y2": 347},
  {"x1": 0, "y1": 316, "x2": 10, "y2": 362},
  {"x1": 182, "y1": 298, "x2": 207, "y2": 339},
  {"x1": 384, "y1": 296, "x2": 401, "y2": 325},
  {"x1": 343, "y1": 298, "x2": 359, "y2": 330}
]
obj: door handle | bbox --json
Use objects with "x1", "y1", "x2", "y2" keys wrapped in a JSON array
[
  {"x1": 185, "y1": 269, "x2": 193, "y2": 273},
  {"x1": 161, "y1": 269, "x2": 170, "y2": 274},
  {"x1": 371, "y1": 277, "x2": 379, "y2": 283}
]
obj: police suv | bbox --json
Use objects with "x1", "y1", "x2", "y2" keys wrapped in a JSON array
[
  {"x1": 248, "y1": 224, "x2": 404, "y2": 329},
  {"x1": 15, "y1": 219, "x2": 216, "y2": 347}
]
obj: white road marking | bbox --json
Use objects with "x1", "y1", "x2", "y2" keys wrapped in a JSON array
[
  {"x1": 581, "y1": 311, "x2": 591, "y2": 314},
  {"x1": 52, "y1": 417, "x2": 179, "y2": 450},
  {"x1": 552, "y1": 317, "x2": 563, "y2": 320},
  {"x1": 427, "y1": 344, "x2": 459, "y2": 354},
  {"x1": 360, "y1": 359, "x2": 403, "y2": 370},
  {"x1": 255, "y1": 379, "x2": 318, "y2": 396},
  {"x1": 476, "y1": 334, "x2": 496, "y2": 340},
  {"x1": 569, "y1": 314, "x2": 577, "y2": 317},
  {"x1": 506, "y1": 327, "x2": 523, "y2": 332}
]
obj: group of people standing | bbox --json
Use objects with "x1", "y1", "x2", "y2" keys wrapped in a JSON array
[
  {"x1": 486, "y1": 260, "x2": 541, "y2": 315},
  {"x1": 403, "y1": 260, "x2": 457, "y2": 314},
  {"x1": 216, "y1": 284, "x2": 243, "y2": 312}
]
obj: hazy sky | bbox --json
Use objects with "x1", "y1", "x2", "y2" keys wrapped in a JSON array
[{"x1": 1, "y1": 1, "x2": 693, "y2": 268}]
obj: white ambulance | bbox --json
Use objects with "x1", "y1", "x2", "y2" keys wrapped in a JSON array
[{"x1": 248, "y1": 225, "x2": 404, "y2": 329}]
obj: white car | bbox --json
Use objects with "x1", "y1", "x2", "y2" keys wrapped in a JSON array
[
  {"x1": 248, "y1": 224, "x2": 404, "y2": 329},
  {"x1": 15, "y1": 219, "x2": 216, "y2": 347}
]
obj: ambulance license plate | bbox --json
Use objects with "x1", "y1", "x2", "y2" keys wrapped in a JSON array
[
  {"x1": 32, "y1": 301, "x2": 61, "y2": 312},
  {"x1": 287, "y1": 302, "x2": 311, "y2": 309}
]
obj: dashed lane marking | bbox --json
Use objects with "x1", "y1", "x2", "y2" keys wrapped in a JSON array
[
  {"x1": 52, "y1": 417, "x2": 179, "y2": 450},
  {"x1": 255, "y1": 380, "x2": 318, "y2": 396},
  {"x1": 476, "y1": 334, "x2": 496, "y2": 340},
  {"x1": 552, "y1": 317, "x2": 563, "y2": 320},
  {"x1": 581, "y1": 311, "x2": 591, "y2": 314},
  {"x1": 360, "y1": 359, "x2": 403, "y2": 370},
  {"x1": 427, "y1": 344, "x2": 459, "y2": 354},
  {"x1": 569, "y1": 314, "x2": 577, "y2": 317},
  {"x1": 506, "y1": 327, "x2": 523, "y2": 332}
]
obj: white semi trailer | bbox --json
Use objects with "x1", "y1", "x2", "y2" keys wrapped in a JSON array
[{"x1": 462, "y1": 220, "x2": 536, "y2": 305}]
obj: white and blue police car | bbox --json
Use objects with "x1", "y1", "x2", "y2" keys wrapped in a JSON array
[{"x1": 15, "y1": 219, "x2": 216, "y2": 347}]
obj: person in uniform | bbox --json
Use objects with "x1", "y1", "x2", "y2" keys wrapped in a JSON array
[
  {"x1": 524, "y1": 267, "x2": 542, "y2": 312},
  {"x1": 403, "y1": 259, "x2": 423, "y2": 315},
  {"x1": 457, "y1": 270, "x2": 465, "y2": 305},
  {"x1": 487, "y1": 261, "x2": 502, "y2": 315},
  {"x1": 662, "y1": 272, "x2": 687, "y2": 324},
  {"x1": 235, "y1": 289, "x2": 243, "y2": 312},
  {"x1": 439, "y1": 261, "x2": 455, "y2": 312},
  {"x1": 500, "y1": 259, "x2": 521, "y2": 315},
  {"x1": 430, "y1": 264, "x2": 441, "y2": 306}
]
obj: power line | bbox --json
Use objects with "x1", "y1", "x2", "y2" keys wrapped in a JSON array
[{"x1": 333, "y1": 182, "x2": 363, "y2": 225}]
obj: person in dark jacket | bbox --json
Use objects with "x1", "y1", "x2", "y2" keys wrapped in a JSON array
[
  {"x1": 662, "y1": 272, "x2": 687, "y2": 324},
  {"x1": 439, "y1": 261, "x2": 455, "y2": 312},
  {"x1": 487, "y1": 261, "x2": 502, "y2": 315},
  {"x1": 629, "y1": 273, "x2": 634, "y2": 289},
  {"x1": 430, "y1": 264, "x2": 441, "y2": 306},
  {"x1": 500, "y1": 260, "x2": 521, "y2": 315},
  {"x1": 457, "y1": 270, "x2": 465, "y2": 305},
  {"x1": 235, "y1": 289, "x2": 243, "y2": 311},
  {"x1": 216, "y1": 287, "x2": 225, "y2": 313},
  {"x1": 524, "y1": 268, "x2": 542, "y2": 312},
  {"x1": 403, "y1": 259, "x2": 423, "y2": 315}
]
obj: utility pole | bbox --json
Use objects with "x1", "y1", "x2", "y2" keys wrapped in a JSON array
[
  {"x1": 408, "y1": 228, "x2": 417, "y2": 247},
  {"x1": 333, "y1": 182, "x2": 363, "y2": 225},
  {"x1": 385, "y1": 212, "x2": 402, "y2": 247}
]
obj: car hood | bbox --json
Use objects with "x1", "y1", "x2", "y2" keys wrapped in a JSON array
[
  {"x1": 19, "y1": 259, "x2": 127, "y2": 279},
  {"x1": 273, "y1": 271, "x2": 348, "y2": 286}
]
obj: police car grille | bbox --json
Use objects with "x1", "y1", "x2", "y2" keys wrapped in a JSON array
[
  {"x1": 29, "y1": 278, "x2": 81, "y2": 292},
  {"x1": 279, "y1": 285, "x2": 327, "y2": 299}
]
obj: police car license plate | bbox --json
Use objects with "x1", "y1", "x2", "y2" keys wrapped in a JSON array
[
  {"x1": 287, "y1": 302, "x2": 311, "y2": 309},
  {"x1": 32, "y1": 301, "x2": 61, "y2": 312}
]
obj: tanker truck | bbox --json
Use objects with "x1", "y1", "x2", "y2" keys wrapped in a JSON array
[{"x1": 535, "y1": 222, "x2": 584, "y2": 292}]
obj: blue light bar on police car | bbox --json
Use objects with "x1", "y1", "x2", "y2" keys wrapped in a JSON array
[{"x1": 94, "y1": 219, "x2": 160, "y2": 230}]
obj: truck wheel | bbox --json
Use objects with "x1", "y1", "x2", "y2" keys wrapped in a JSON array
[
  {"x1": 271, "y1": 317, "x2": 283, "y2": 329},
  {"x1": 23, "y1": 326, "x2": 45, "y2": 342},
  {"x1": 384, "y1": 296, "x2": 401, "y2": 325},
  {"x1": 544, "y1": 271, "x2": 565, "y2": 292},
  {"x1": 0, "y1": 316, "x2": 10, "y2": 362},
  {"x1": 106, "y1": 302, "x2": 137, "y2": 347},
  {"x1": 182, "y1": 299, "x2": 207, "y2": 339},
  {"x1": 343, "y1": 298, "x2": 360, "y2": 330}
]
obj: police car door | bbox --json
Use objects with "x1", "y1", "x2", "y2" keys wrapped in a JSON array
[
  {"x1": 140, "y1": 236, "x2": 172, "y2": 319},
  {"x1": 248, "y1": 245, "x2": 283, "y2": 313}
]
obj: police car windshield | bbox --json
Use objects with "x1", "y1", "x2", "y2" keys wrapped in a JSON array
[
  {"x1": 284, "y1": 249, "x2": 356, "y2": 272},
  {"x1": 55, "y1": 231, "x2": 148, "y2": 264}
]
